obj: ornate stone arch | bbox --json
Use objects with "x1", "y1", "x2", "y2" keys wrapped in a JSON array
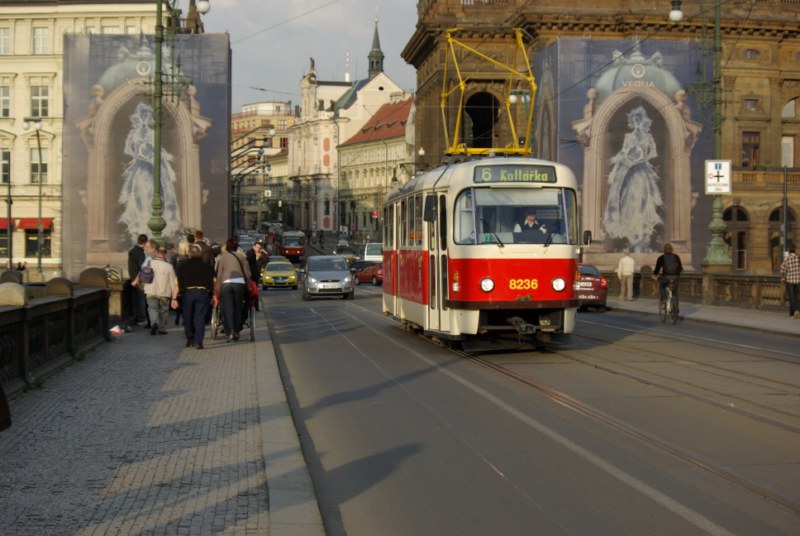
[
  {"x1": 76, "y1": 78, "x2": 210, "y2": 251},
  {"x1": 574, "y1": 85, "x2": 701, "y2": 266}
]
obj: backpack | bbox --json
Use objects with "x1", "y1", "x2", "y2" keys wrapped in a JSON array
[
  {"x1": 663, "y1": 253, "x2": 679, "y2": 275},
  {"x1": 138, "y1": 262, "x2": 154, "y2": 284}
]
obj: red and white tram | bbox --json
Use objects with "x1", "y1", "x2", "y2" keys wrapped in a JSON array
[{"x1": 381, "y1": 157, "x2": 588, "y2": 348}]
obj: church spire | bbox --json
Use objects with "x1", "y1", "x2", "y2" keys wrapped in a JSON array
[{"x1": 368, "y1": 13, "x2": 384, "y2": 79}]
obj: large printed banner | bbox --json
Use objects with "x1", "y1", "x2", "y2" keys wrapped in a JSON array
[
  {"x1": 62, "y1": 33, "x2": 231, "y2": 278},
  {"x1": 533, "y1": 38, "x2": 713, "y2": 269}
]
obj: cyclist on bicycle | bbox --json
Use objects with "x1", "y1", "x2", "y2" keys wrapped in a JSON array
[{"x1": 652, "y1": 243, "x2": 683, "y2": 311}]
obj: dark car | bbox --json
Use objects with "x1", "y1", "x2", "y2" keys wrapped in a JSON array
[
  {"x1": 353, "y1": 262, "x2": 383, "y2": 285},
  {"x1": 349, "y1": 260, "x2": 371, "y2": 273},
  {"x1": 576, "y1": 263, "x2": 607, "y2": 311}
]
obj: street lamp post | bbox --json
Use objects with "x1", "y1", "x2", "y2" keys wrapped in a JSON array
[
  {"x1": 669, "y1": 0, "x2": 731, "y2": 271},
  {"x1": 391, "y1": 147, "x2": 429, "y2": 183},
  {"x1": 22, "y1": 117, "x2": 43, "y2": 274},
  {"x1": 151, "y1": 0, "x2": 210, "y2": 245}
]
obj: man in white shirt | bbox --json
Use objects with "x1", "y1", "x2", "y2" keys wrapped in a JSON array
[{"x1": 616, "y1": 249, "x2": 635, "y2": 301}]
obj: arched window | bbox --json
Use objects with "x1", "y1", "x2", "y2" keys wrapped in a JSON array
[
  {"x1": 769, "y1": 207, "x2": 797, "y2": 273},
  {"x1": 723, "y1": 206, "x2": 749, "y2": 271}
]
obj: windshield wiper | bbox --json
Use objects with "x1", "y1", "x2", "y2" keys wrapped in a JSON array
[
  {"x1": 480, "y1": 218, "x2": 504, "y2": 247},
  {"x1": 544, "y1": 220, "x2": 562, "y2": 247}
]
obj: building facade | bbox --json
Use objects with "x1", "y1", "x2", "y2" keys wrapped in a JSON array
[
  {"x1": 0, "y1": 0, "x2": 157, "y2": 277},
  {"x1": 338, "y1": 97, "x2": 415, "y2": 243},
  {"x1": 403, "y1": 0, "x2": 800, "y2": 275},
  {"x1": 1, "y1": 0, "x2": 229, "y2": 280},
  {"x1": 287, "y1": 18, "x2": 410, "y2": 235},
  {"x1": 231, "y1": 101, "x2": 294, "y2": 232}
]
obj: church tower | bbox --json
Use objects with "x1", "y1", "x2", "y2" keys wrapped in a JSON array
[{"x1": 367, "y1": 15, "x2": 384, "y2": 79}]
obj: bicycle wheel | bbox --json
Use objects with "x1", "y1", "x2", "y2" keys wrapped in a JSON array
[
  {"x1": 659, "y1": 299, "x2": 667, "y2": 322},
  {"x1": 669, "y1": 296, "x2": 679, "y2": 324},
  {"x1": 211, "y1": 303, "x2": 220, "y2": 340}
]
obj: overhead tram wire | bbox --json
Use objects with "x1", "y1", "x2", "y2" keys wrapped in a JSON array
[{"x1": 231, "y1": 0, "x2": 342, "y2": 45}]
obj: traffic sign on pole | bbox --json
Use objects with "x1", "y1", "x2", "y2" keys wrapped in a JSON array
[{"x1": 705, "y1": 159, "x2": 731, "y2": 194}]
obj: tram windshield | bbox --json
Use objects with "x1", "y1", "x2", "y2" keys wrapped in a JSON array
[
  {"x1": 453, "y1": 187, "x2": 578, "y2": 245},
  {"x1": 282, "y1": 234, "x2": 305, "y2": 247}
]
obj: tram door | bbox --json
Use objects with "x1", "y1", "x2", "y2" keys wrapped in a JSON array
[{"x1": 426, "y1": 194, "x2": 450, "y2": 334}]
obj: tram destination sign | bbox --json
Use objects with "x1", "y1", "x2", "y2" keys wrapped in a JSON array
[{"x1": 474, "y1": 165, "x2": 556, "y2": 184}]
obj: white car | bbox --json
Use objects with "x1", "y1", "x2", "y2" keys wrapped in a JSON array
[{"x1": 360, "y1": 242, "x2": 383, "y2": 262}]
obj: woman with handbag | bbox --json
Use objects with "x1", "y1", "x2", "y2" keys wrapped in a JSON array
[{"x1": 214, "y1": 237, "x2": 251, "y2": 343}]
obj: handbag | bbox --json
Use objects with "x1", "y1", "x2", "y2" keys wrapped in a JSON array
[{"x1": 232, "y1": 253, "x2": 260, "y2": 300}]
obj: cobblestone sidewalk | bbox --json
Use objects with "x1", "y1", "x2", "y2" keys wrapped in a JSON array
[{"x1": 0, "y1": 322, "x2": 271, "y2": 535}]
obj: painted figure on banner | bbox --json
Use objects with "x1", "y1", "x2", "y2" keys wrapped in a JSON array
[
  {"x1": 602, "y1": 106, "x2": 663, "y2": 253},
  {"x1": 118, "y1": 102, "x2": 181, "y2": 242}
]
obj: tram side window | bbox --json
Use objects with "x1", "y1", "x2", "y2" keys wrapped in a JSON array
[
  {"x1": 407, "y1": 196, "x2": 415, "y2": 246},
  {"x1": 414, "y1": 193, "x2": 423, "y2": 246},
  {"x1": 384, "y1": 204, "x2": 394, "y2": 248},
  {"x1": 454, "y1": 190, "x2": 476, "y2": 244},
  {"x1": 439, "y1": 195, "x2": 447, "y2": 250},
  {"x1": 400, "y1": 200, "x2": 408, "y2": 246}
]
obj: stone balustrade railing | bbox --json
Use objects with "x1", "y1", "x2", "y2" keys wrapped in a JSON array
[
  {"x1": 0, "y1": 268, "x2": 111, "y2": 397},
  {"x1": 603, "y1": 268, "x2": 785, "y2": 310}
]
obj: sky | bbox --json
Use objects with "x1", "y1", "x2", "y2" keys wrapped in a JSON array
[{"x1": 201, "y1": 0, "x2": 419, "y2": 111}]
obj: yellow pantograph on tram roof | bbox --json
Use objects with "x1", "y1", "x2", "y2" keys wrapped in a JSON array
[{"x1": 440, "y1": 27, "x2": 538, "y2": 158}]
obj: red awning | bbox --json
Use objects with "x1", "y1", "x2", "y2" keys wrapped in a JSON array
[
  {"x1": 0, "y1": 218, "x2": 10, "y2": 230},
  {"x1": 16, "y1": 218, "x2": 53, "y2": 230}
]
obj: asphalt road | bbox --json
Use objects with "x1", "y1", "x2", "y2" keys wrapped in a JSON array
[{"x1": 265, "y1": 284, "x2": 800, "y2": 536}]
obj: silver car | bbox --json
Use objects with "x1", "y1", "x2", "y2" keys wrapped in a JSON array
[{"x1": 299, "y1": 255, "x2": 355, "y2": 300}]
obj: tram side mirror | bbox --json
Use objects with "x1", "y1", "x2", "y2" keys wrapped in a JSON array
[
  {"x1": 582, "y1": 230, "x2": 593, "y2": 245},
  {"x1": 423, "y1": 194, "x2": 437, "y2": 222}
]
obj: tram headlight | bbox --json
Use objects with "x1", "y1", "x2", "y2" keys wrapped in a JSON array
[
  {"x1": 479, "y1": 277, "x2": 495, "y2": 292},
  {"x1": 551, "y1": 277, "x2": 566, "y2": 292}
]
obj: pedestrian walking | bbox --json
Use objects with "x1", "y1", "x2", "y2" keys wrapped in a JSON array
[
  {"x1": 194, "y1": 229, "x2": 213, "y2": 266},
  {"x1": 215, "y1": 237, "x2": 250, "y2": 343},
  {"x1": 780, "y1": 244, "x2": 800, "y2": 319},
  {"x1": 177, "y1": 244, "x2": 215, "y2": 349},
  {"x1": 134, "y1": 245, "x2": 178, "y2": 335},
  {"x1": 616, "y1": 249, "x2": 635, "y2": 301},
  {"x1": 127, "y1": 233, "x2": 149, "y2": 327},
  {"x1": 246, "y1": 241, "x2": 268, "y2": 310}
]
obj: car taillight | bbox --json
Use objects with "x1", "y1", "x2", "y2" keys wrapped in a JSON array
[{"x1": 600, "y1": 277, "x2": 607, "y2": 289}]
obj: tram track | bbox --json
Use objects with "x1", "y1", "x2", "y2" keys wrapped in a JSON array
[
  {"x1": 456, "y1": 347, "x2": 800, "y2": 516},
  {"x1": 326, "y1": 295, "x2": 800, "y2": 515}
]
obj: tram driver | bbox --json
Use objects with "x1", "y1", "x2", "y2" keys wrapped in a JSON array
[{"x1": 513, "y1": 208, "x2": 548, "y2": 243}]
